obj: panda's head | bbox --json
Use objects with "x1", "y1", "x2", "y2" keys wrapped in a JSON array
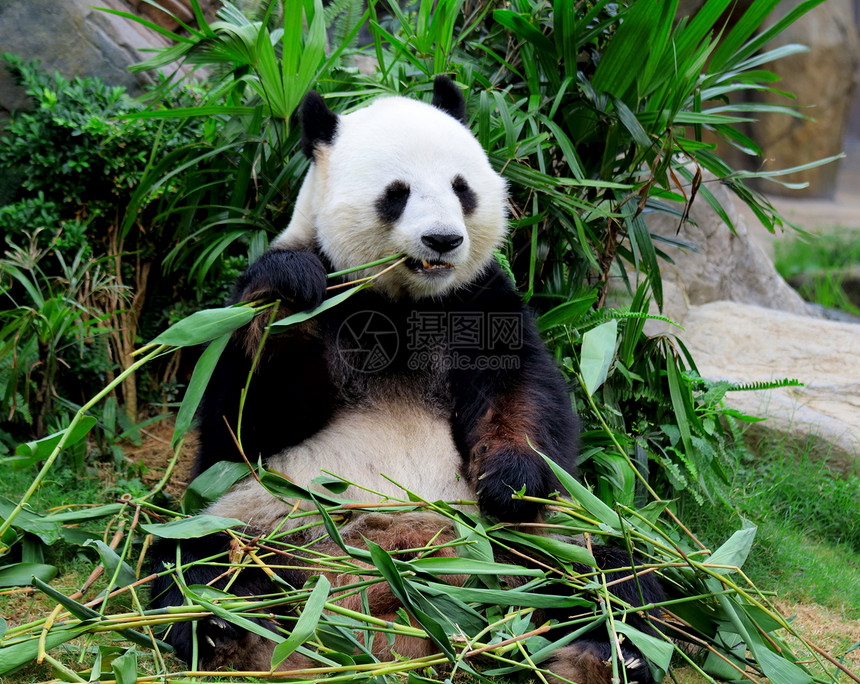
[{"x1": 272, "y1": 77, "x2": 508, "y2": 299}]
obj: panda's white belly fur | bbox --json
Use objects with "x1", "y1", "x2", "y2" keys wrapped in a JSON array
[{"x1": 205, "y1": 401, "x2": 474, "y2": 535}]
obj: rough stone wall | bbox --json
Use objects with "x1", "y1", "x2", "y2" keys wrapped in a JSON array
[
  {"x1": 0, "y1": 0, "x2": 217, "y2": 118},
  {"x1": 678, "y1": 0, "x2": 860, "y2": 198},
  {"x1": 753, "y1": 0, "x2": 860, "y2": 197}
]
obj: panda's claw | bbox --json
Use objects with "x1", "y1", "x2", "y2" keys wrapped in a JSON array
[
  {"x1": 209, "y1": 617, "x2": 228, "y2": 630},
  {"x1": 233, "y1": 249, "x2": 327, "y2": 311},
  {"x1": 624, "y1": 655, "x2": 643, "y2": 670}
]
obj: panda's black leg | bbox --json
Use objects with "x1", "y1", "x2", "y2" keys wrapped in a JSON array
[
  {"x1": 538, "y1": 546, "x2": 665, "y2": 684},
  {"x1": 149, "y1": 533, "x2": 306, "y2": 670},
  {"x1": 546, "y1": 639, "x2": 655, "y2": 684}
]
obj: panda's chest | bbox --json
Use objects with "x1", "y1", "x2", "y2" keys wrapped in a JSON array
[
  {"x1": 262, "y1": 296, "x2": 474, "y2": 503},
  {"x1": 267, "y1": 394, "x2": 469, "y2": 505},
  {"x1": 321, "y1": 299, "x2": 453, "y2": 399}
]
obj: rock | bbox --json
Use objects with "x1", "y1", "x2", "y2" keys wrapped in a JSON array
[
  {"x1": 678, "y1": 301, "x2": 860, "y2": 475},
  {"x1": 752, "y1": 0, "x2": 860, "y2": 198},
  {"x1": 641, "y1": 173, "x2": 812, "y2": 330},
  {"x1": 634, "y1": 177, "x2": 858, "y2": 473},
  {"x1": 0, "y1": 0, "x2": 215, "y2": 119}
]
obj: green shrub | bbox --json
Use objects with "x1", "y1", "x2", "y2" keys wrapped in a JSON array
[{"x1": 0, "y1": 55, "x2": 241, "y2": 435}]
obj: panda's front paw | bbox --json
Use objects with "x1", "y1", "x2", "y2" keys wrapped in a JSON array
[
  {"x1": 195, "y1": 615, "x2": 248, "y2": 662},
  {"x1": 234, "y1": 249, "x2": 327, "y2": 312},
  {"x1": 166, "y1": 614, "x2": 274, "y2": 670},
  {"x1": 474, "y1": 453, "x2": 553, "y2": 522}
]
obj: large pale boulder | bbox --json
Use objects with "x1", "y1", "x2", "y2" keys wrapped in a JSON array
[
  {"x1": 679, "y1": 302, "x2": 860, "y2": 474},
  {"x1": 639, "y1": 178, "x2": 858, "y2": 472},
  {"x1": 643, "y1": 175, "x2": 811, "y2": 328}
]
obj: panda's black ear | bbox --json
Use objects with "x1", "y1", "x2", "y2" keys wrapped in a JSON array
[
  {"x1": 431, "y1": 75, "x2": 466, "y2": 124},
  {"x1": 300, "y1": 91, "x2": 339, "y2": 160}
]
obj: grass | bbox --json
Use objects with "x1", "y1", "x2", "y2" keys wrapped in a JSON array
[
  {"x1": 680, "y1": 437, "x2": 860, "y2": 618},
  {"x1": 773, "y1": 229, "x2": 860, "y2": 316},
  {"x1": 773, "y1": 230, "x2": 860, "y2": 276}
]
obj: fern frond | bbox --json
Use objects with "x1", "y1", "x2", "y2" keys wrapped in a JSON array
[
  {"x1": 724, "y1": 378, "x2": 804, "y2": 392},
  {"x1": 581, "y1": 308, "x2": 684, "y2": 330}
]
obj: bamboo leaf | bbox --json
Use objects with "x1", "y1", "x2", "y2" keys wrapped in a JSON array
[
  {"x1": 111, "y1": 648, "x2": 138, "y2": 684},
  {"x1": 259, "y1": 471, "x2": 348, "y2": 507},
  {"x1": 537, "y1": 294, "x2": 597, "y2": 332},
  {"x1": 709, "y1": 0, "x2": 780, "y2": 70},
  {"x1": 614, "y1": 621, "x2": 673, "y2": 676},
  {"x1": 83, "y1": 540, "x2": 137, "y2": 588},
  {"x1": 541, "y1": 456, "x2": 620, "y2": 530},
  {"x1": 665, "y1": 353, "x2": 693, "y2": 458},
  {"x1": 270, "y1": 285, "x2": 367, "y2": 331},
  {"x1": 183, "y1": 586, "x2": 285, "y2": 646},
  {"x1": 45, "y1": 505, "x2": 124, "y2": 525},
  {"x1": 410, "y1": 556, "x2": 544, "y2": 577},
  {"x1": 140, "y1": 515, "x2": 246, "y2": 539},
  {"x1": 504, "y1": 531, "x2": 597, "y2": 566},
  {"x1": 183, "y1": 461, "x2": 251, "y2": 514},
  {"x1": 706, "y1": 520, "x2": 757, "y2": 574},
  {"x1": 717, "y1": 595, "x2": 813, "y2": 684},
  {"x1": 15, "y1": 417, "x2": 97, "y2": 460},
  {"x1": 271, "y1": 575, "x2": 331, "y2": 667},
  {"x1": 0, "y1": 500, "x2": 62, "y2": 545},
  {"x1": 580, "y1": 319, "x2": 618, "y2": 397},
  {"x1": 121, "y1": 106, "x2": 258, "y2": 119},
  {"x1": 366, "y1": 539, "x2": 454, "y2": 659},
  {"x1": 726, "y1": 0, "x2": 828, "y2": 69},
  {"x1": 150, "y1": 305, "x2": 255, "y2": 347},
  {"x1": 0, "y1": 562, "x2": 58, "y2": 587},
  {"x1": 492, "y1": 10, "x2": 555, "y2": 56},
  {"x1": 30, "y1": 577, "x2": 170, "y2": 651},
  {"x1": 591, "y1": 0, "x2": 659, "y2": 98},
  {"x1": 172, "y1": 333, "x2": 231, "y2": 447},
  {"x1": 0, "y1": 625, "x2": 86, "y2": 674},
  {"x1": 426, "y1": 582, "x2": 592, "y2": 609}
]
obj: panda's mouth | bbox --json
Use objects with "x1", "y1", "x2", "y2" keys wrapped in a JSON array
[{"x1": 406, "y1": 258, "x2": 454, "y2": 274}]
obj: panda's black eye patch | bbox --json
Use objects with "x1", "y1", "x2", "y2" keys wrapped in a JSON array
[
  {"x1": 452, "y1": 174, "x2": 477, "y2": 215},
  {"x1": 375, "y1": 180, "x2": 411, "y2": 224}
]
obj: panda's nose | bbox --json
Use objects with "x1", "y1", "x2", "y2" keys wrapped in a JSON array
[{"x1": 422, "y1": 233, "x2": 463, "y2": 253}]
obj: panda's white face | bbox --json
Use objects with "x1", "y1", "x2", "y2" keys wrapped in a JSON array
[{"x1": 274, "y1": 95, "x2": 507, "y2": 299}]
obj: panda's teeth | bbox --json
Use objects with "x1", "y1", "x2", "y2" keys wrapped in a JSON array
[{"x1": 421, "y1": 260, "x2": 453, "y2": 271}]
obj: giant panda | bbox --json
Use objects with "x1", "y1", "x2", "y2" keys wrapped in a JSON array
[{"x1": 150, "y1": 76, "x2": 664, "y2": 684}]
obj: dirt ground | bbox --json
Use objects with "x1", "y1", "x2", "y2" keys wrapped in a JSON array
[{"x1": 120, "y1": 416, "x2": 197, "y2": 500}]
